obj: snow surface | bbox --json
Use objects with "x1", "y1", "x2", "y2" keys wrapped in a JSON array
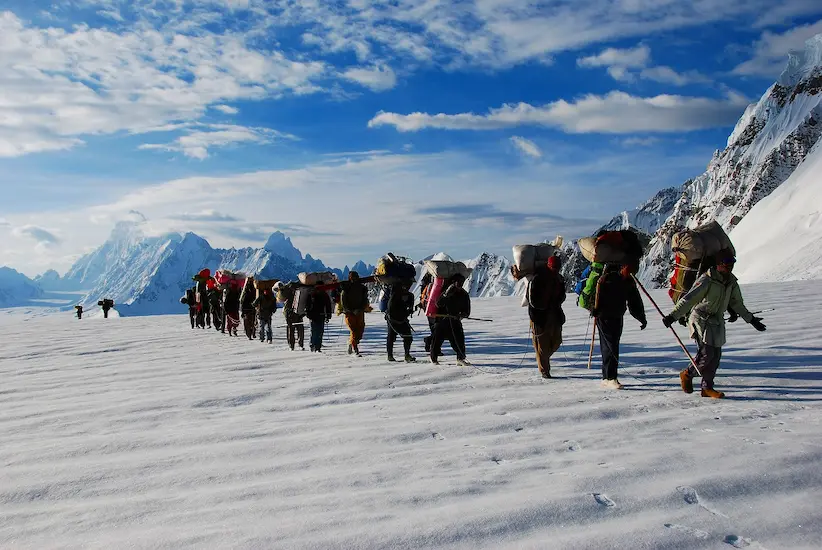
[
  {"x1": 734, "y1": 142, "x2": 822, "y2": 283},
  {"x1": 1, "y1": 281, "x2": 821, "y2": 549}
]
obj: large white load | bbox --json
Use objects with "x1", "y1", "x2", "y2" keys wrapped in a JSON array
[
  {"x1": 512, "y1": 236, "x2": 563, "y2": 275},
  {"x1": 298, "y1": 271, "x2": 338, "y2": 286},
  {"x1": 671, "y1": 221, "x2": 735, "y2": 263},
  {"x1": 424, "y1": 260, "x2": 473, "y2": 280}
]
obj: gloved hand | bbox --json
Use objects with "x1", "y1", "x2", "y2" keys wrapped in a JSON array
[
  {"x1": 591, "y1": 309, "x2": 599, "y2": 318},
  {"x1": 727, "y1": 311, "x2": 739, "y2": 323},
  {"x1": 750, "y1": 317, "x2": 767, "y2": 332},
  {"x1": 662, "y1": 315, "x2": 675, "y2": 328},
  {"x1": 639, "y1": 320, "x2": 647, "y2": 330}
]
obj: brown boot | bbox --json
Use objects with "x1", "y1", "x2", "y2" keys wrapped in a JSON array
[
  {"x1": 680, "y1": 369, "x2": 693, "y2": 394},
  {"x1": 701, "y1": 388, "x2": 725, "y2": 399}
]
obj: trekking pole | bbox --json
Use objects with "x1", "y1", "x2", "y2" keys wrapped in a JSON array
[
  {"x1": 631, "y1": 275, "x2": 701, "y2": 376},
  {"x1": 587, "y1": 318, "x2": 597, "y2": 370},
  {"x1": 434, "y1": 314, "x2": 493, "y2": 322}
]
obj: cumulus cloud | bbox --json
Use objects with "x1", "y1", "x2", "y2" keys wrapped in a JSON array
[
  {"x1": 578, "y1": 43, "x2": 711, "y2": 86},
  {"x1": 578, "y1": 44, "x2": 651, "y2": 70},
  {"x1": 13, "y1": 225, "x2": 61, "y2": 247},
  {"x1": 343, "y1": 65, "x2": 398, "y2": 91},
  {"x1": 139, "y1": 124, "x2": 298, "y2": 159},
  {"x1": 213, "y1": 105, "x2": 240, "y2": 115},
  {"x1": 369, "y1": 91, "x2": 749, "y2": 134},
  {"x1": 509, "y1": 136, "x2": 543, "y2": 158},
  {"x1": 733, "y1": 19, "x2": 822, "y2": 77}
]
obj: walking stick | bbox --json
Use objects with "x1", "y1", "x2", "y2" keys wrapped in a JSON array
[
  {"x1": 631, "y1": 275, "x2": 701, "y2": 376},
  {"x1": 587, "y1": 319, "x2": 597, "y2": 369}
]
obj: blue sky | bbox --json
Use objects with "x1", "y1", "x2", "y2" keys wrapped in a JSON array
[{"x1": 2, "y1": 0, "x2": 822, "y2": 276}]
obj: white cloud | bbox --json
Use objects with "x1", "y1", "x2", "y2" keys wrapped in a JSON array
[
  {"x1": 12, "y1": 225, "x2": 61, "y2": 247},
  {"x1": 369, "y1": 91, "x2": 749, "y2": 134},
  {"x1": 342, "y1": 65, "x2": 398, "y2": 91},
  {"x1": 733, "y1": 19, "x2": 822, "y2": 77},
  {"x1": 620, "y1": 137, "x2": 660, "y2": 147},
  {"x1": 578, "y1": 43, "x2": 711, "y2": 86},
  {"x1": 169, "y1": 210, "x2": 243, "y2": 222},
  {"x1": 139, "y1": 124, "x2": 298, "y2": 159},
  {"x1": 509, "y1": 136, "x2": 543, "y2": 158},
  {"x1": 213, "y1": 105, "x2": 239, "y2": 115}
]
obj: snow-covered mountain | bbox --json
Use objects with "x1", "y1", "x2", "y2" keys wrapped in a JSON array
[
  {"x1": 0, "y1": 267, "x2": 44, "y2": 307},
  {"x1": 733, "y1": 140, "x2": 822, "y2": 283},
  {"x1": 561, "y1": 34, "x2": 822, "y2": 288}
]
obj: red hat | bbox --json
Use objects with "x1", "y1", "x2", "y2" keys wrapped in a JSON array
[{"x1": 547, "y1": 256, "x2": 561, "y2": 270}]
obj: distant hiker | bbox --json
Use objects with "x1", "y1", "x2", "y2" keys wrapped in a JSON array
[
  {"x1": 208, "y1": 286, "x2": 223, "y2": 331},
  {"x1": 99, "y1": 299, "x2": 114, "y2": 319},
  {"x1": 186, "y1": 288, "x2": 198, "y2": 329},
  {"x1": 281, "y1": 283, "x2": 305, "y2": 351},
  {"x1": 429, "y1": 274, "x2": 471, "y2": 366},
  {"x1": 663, "y1": 251, "x2": 766, "y2": 399},
  {"x1": 75, "y1": 305, "x2": 83, "y2": 320},
  {"x1": 590, "y1": 264, "x2": 647, "y2": 389},
  {"x1": 513, "y1": 255, "x2": 566, "y2": 379},
  {"x1": 223, "y1": 285, "x2": 241, "y2": 336},
  {"x1": 253, "y1": 289, "x2": 277, "y2": 344},
  {"x1": 306, "y1": 287, "x2": 333, "y2": 352},
  {"x1": 386, "y1": 281, "x2": 417, "y2": 363},
  {"x1": 240, "y1": 278, "x2": 258, "y2": 340},
  {"x1": 340, "y1": 271, "x2": 370, "y2": 357}
]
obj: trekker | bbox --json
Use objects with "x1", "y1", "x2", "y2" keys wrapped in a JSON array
[
  {"x1": 281, "y1": 283, "x2": 305, "y2": 351},
  {"x1": 591, "y1": 264, "x2": 647, "y2": 389},
  {"x1": 663, "y1": 251, "x2": 766, "y2": 398},
  {"x1": 419, "y1": 272, "x2": 439, "y2": 355},
  {"x1": 341, "y1": 271, "x2": 370, "y2": 357},
  {"x1": 188, "y1": 289, "x2": 198, "y2": 329},
  {"x1": 306, "y1": 287, "x2": 333, "y2": 352},
  {"x1": 240, "y1": 278, "x2": 257, "y2": 340},
  {"x1": 513, "y1": 256, "x2": 566, "y2": 379},
  {"x1": 253, "y1": 289, "x2": 278, "y2": 344},
  {"x1": 75, "y1": 305, "x2": 83, "y2": 320},
  {"x1": 386, "y1": 281, "x2": 417, "y2": 363},
  {"x1": 223, "y1": 285, "x2": 241, "y2": 336},
  {"x1": 429, "y1": 274, "x2": 471, "y2": 366},
  {"x1": 208, "y1": 286, "x2": 223, "y2": 331},
  {"x1": 101, "y1": 299, "x2": 114, "y2": 319}
]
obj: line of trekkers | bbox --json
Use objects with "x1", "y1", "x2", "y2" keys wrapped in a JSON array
[
  {"x1": 512, "y1": 222, "x2": 766, "y2": 398},
  {"x1": 181, "y1": 219, "x2": 767, "y2": 399},
  {"x1": 180, "y1": 253, "x2": 475, "y2": 365}
]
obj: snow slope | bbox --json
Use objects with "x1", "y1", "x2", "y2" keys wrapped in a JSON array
[
  {"x1": 733, "y1": 142, "x2": 822, "y2": 283},
  {"x1": 1, "y1": 281, "x2": 820, "y2": 549}
]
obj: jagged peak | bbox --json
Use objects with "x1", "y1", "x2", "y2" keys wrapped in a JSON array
[
  {"x1": 778, "y1": 33, "x2": 822, "y2": 88},
  {"x1": 263, "y1": 231, "x2": 303, "y2": 263}
]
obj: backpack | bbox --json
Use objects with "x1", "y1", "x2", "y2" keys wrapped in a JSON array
[
  {"x1": 577, "y1": 263, "x2": 604, "y2": 312},
  {"x1": 376, "y1": 253, "x2": 416, "y2": 284},
  {"x1": 378, "y1": 286, "x2": 392, "y2": 313},
  {"x1": 574, "y1": 265, "x2": 592, "y2": 296}
]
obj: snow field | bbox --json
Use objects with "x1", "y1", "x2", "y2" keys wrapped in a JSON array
[{"x1": 1, "y1": 282, "x2": 821, "y2": 549}]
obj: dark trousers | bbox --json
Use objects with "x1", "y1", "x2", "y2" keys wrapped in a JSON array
[
  {"x1": 430, "y1": 318, "x2": 466, "y2": 361},
  {"x1": 310, "y1": 319, "x2": 325, "y2": 351},
  {"x1": 196, "y1": 309, "x2": 205, "y2": 328},
  {"x1": 387, "y1": 319, "x2": 412, "y2": 357},
  {"x1": 596, "y1": 316, "x2": 623, "y2": 380},
  {"x1": 259, "y1": 315, "x2": 273, "y2": 342},
  {"x1": 189, "y1": 308, "x2": 197, "y2": 328},
  {"x1": 103, "y1": 308, "x2": 110, "y2": 319},
  {"x1": 424, "y1": 316, "x2": 436, "y2": 352},
  {"x1": 690, "y1": 342, "x2": 722, "y2": 389},
  {"x1": 242, "y1": 311, "x2": 256, "y2": 339},
  {"x1": 205, "y1": 308, "x2": 211, "y2": 328},
  {"x1": 288, "y1": 322, "x2": 305, "y2": 349},
  {"x1": 211, "y1": 306, "x2": 223, "y2": 331}
]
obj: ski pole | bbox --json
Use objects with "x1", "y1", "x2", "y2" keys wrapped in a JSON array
[
  {"x1": 434, "y1": 314, "x2": 493, "y2": 322},
  {"x1": 631, "y1": 275, "x2": 701, "y2": 376},
  {"x1": 587, "y1": 318, "x2": 597, "y2": 370}
]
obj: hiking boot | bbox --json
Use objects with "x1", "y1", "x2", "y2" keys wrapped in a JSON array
[
  {"x1": 404, "y1": 355, "x2": 416, "y2": 363},
  {"x1": 348, "y1": 344, "x2": 353, "y2": 355},
  {"x1": 541, "y1": 372, "x2": 552, "y2": 379},
  {"x1": 701, "y1": 388, "x2": 725, "y2": 399},
  {"x1": 430, "y1": 357, "x2": 439, "y2": 365},
  {"x1": 387, "y1": 355, "x2": 396, "y2": 362},
  {"x1": 680, "y1": 369, "x2": 694, "y2": 394},
  {"x1": 456, "y1": 358, "x2": 472, "y2": 367},
  {"x1": 601, "y1": 379, "x2": 623, "y2": 390},
  {"x1": 300, "y1": 346, "x2": 305, "y2": 351}
]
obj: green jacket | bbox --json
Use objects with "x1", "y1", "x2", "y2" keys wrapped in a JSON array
[
  {"x1": 578, "y1": 262, "x2": 604, "y2": 311},
  {"x1": 669, "y1": 268, "x2": 753, "y2": 347}
]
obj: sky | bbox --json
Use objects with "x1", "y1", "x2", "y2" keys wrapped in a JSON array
[{"x1": 2, "y1": 0, "x2": 822, "y2": 277}]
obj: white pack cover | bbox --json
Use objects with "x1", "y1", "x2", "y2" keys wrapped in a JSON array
[
  {"x1": 512, "y1": 243, "x2": 557, "y2": 274},
  {"x1": 298, "y1": 272, "x2": 338, "y2": 286},
  {"x1": 671, "y1": 221, "x2": 735, "y2": 263},
  {"x1": 423, "y1": 260, "x2": 473, "y2": 280},
  {"x1": 578, "y1": 237, "x2": 630, "y2": 264}
]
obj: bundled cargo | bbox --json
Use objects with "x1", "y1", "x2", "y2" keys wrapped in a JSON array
[
  {"x1": 254, "y1": 278, "x2": 280, "y2": 291},
  {"x1": 512, "y1": 236, "x2": 563, "y2": 276},
  {"x1": 298, "y1": 271, "x2": 337, "y2": 286},
  {"x1": 423, "y1": 277, "x2": 447, "y2": 317},
  {"x1": 669, "y1": 221, "x2": 735, "y2": 303},
  {"x1": 578, "y1": 230, "x2": 644, "y2": 266},
  {"x1": 292, "y1": 285, "x2": 311, "y2": 315},
  {"x1": 192, "y1": 268, "x2": 211, "y2": 283},
  {"x1": 423, "y1": 259, "x2": 473, "y2": 280},
  {"x1": 215, "y1": 270, "x2": 246, "y2": 286},
  {"x1": 375, "y1": 253, "x2": 417, "y2": 284}
]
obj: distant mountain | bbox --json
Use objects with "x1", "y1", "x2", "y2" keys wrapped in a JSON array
[{"x1": 0, "y1": 267, "x2": 44, "y2": 307}]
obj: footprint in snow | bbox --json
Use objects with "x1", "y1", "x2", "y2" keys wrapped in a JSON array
[
  {"x1": 664, "y1": 523, "x2": 709, "y2": 539},
  {"x1": 677, "y1": 485, "x2": 700, "y2": 505},
  {"x1": 724, "y1": 535, "x2": 752, "y2": 548},
  {"x1": 431, "y1": 432, "x2": 445, "y2": 440},
  {"x1": 564, "y1": 440, "x2": 581, "y2": 451},
  {"x1": 592, "y1": 493, "x2": 615, "y2": 507}
]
